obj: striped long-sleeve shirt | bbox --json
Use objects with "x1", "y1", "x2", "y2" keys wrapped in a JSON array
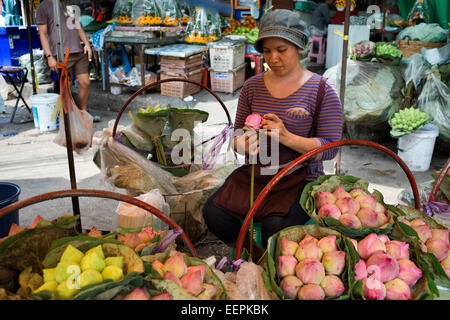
[{"x1": 234, "y1": 72, "x2": 343, "y2": 181}]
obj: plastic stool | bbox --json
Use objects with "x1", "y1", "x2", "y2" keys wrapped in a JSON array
[
  {"x1": 309, "y1": 35, "x2": 327, "y2": 65},
  {"x1": 245, "y1": 54, "x2": 264, "y2": 74}
]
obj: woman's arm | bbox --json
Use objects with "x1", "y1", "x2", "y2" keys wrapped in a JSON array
[{"x1": 262, "y1": 82, "x2": 343, "y2": 158}]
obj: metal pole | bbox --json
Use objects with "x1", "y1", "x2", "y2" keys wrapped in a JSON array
[
  {"x1": 24, "y1": 0, "x2": 37, "y2": 95},
  {"x1": 52, "y1": 0, "x2": 81, "y2": 229},
  {"x1": 335, "y1": 0, "x2": 352, "y2": 175}
]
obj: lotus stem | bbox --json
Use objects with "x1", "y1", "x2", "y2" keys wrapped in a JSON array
[{"x1": 249, "y1": 163, "x2": 255, "y2": 260}]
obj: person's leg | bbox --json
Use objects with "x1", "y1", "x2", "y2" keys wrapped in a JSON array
[
  {"x1": 202, "y1": 187, "x2": 243, "y2": 244},
  {"x1": 76, "y1": 73, "x2": 90, "y2": 111},
  {"x1": 260, "y1": 184, "x2": 310, "y2": 247}
]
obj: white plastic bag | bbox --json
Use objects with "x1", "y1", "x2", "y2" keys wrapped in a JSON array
[
  {"x1": 116, "y1": 189, "x2": 171, "y2": 230},
  {"x1": 0, "y1": 74, "x2": 8, "y2": 101}
]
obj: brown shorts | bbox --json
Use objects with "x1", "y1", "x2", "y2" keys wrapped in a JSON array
[{"x1": 66, "y1": 52, "x2": 89, "y2": 76}]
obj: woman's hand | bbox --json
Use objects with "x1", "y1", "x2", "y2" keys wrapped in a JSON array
[
  {"x1": 233, "y1": 126, "x2": 259, "y2": 157},
  {"x1": 261, "y1": 113, "x2": 292, "y2": 145}
]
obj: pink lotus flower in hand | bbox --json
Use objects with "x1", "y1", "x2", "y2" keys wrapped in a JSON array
[{"x1": 244, "y1": 113, "x2": 263, "y2": 129}]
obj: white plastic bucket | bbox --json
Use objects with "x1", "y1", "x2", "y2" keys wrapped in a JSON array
[
  {"x1": 30, "y1": 93, "x2": 60, "y2": 131},
  {"x1": 397, "y1": 124, "x2": 439, "y2": 172}
]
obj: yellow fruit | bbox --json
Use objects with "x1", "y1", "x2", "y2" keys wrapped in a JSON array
[
  {"x1": 85, "y1": 245, "x2": 105, "y2": 260},
  {"x1": 55, "y1": 262, "x2": 81, "y2": 284},
  {"x1": 55, "y1": 281, "x2": 79, "y2": 300},
  {"x1": 60, "y1": 245, "x2": 84, "y2": 264},
  {"x1": 80, "y1": 253, "x2": 106, "y2": 272},
  {"x1": 42, "y1": 268, "x2": 56, "y2": 282},
  {"x1": 78, "y1": 269, "x2": 104, "y2": 288},
  {"x1": 34, "y1": 281, "x2": 58, "y2": 294},
  {"x1": 102, "y1": 265, "x2": 124, "y2": 282}
]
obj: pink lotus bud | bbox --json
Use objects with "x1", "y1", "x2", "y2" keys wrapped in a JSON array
[
  {"x1": 123, "y1": 287, "x2": 150, "y2": 300},
  {"x1": 201, "y1": 283, "x2": 219, "y2": 299},
  {"x1": 410, "y1": 218, "x2": 426, "y2": 227},
  {"x1": 297, "y1": 284, "x2": 325, "y2": 300},
  {"x1": 318, "y1": 204, "x2": 342, "y2": 220},
  {"x1": 339, "y1": 213, "x2": 362, "y2": 229},
  {"x1": 295, "y1": 239, "x2": 323, "y2": 262},
  {"x1": 420, "y1": 242, "x2": 428, "y2": 253},
  {"x1": 318, "y1": 235, "x2": 338, "y2": 254},
  {"x1": 295, "y1": 258, "x2": 326, "y2": 285},
  {"x1": 322, "y1": 251, "x2": 346, "y2": 276},
  {"x1": 357, "y1": 234, "x2": 386, "y2": 260},
  {"x1": 335, "y1": 197, "x2": 360, "y2": 215},
  {"x1": 164, "y1": 271, "x2": 183, "y2": 287},
  {"x1": 280, "y1": 275, "x2": 303, "y2": 299},
  {"x1": 375, "y1": 203, "x2": 387, "y2": 215},
  {"x1": 363, "y1": 278, "x2": 386, "y2": 300},
  {"x1": 397, "y1": 259, "x2": 422, "y2": 287},
  {"x1": 355, "y1": 260, "x2": 368, "y2": 280},
  {"x1": 151, "y1": 293, "x2": 171, "y2": 300},
  {"x1": 163, "y1": 251, "x2": 187, "y2": 279},
  {"x1": 356, "y1": 208, "x2": 379, "y2": 227},
  {"x1": 426, "y1": 239, "x2": 449, "y2": 262},
  {"x1": 378, "y1": 234, "x2": 390, "y2": 244},
  {"x1": 376, "y1": 212, "x2": 389, "y2": 227},
  {"x1": 441, "y1": 255, "x2": 450, "y2": 278},
  {"x1": 299, "y1": 234, "x2": 319, "y2": 246},
  {"x1": 412, "y1": 224, "x2": 432, "y2": 243},
  {"x1": 349, "y1": 188, "x2": 366, "y2": 199},
  {"x1": 385, "y1": 240, "x2": 410, "y2": 260},
  {"x1": 355, "y1": 194, "x2": 378, "y2": 211},
  {"x1": 320, "y1": 275, "x2": 345, "y2": 298},
  {"x1": 280, "y1": 237, "x2": 299, "y2": 256},
  {"x1": 181, "y1": 271, "x2": 204, "y2": 296},
  {"x1": 315, "y1": 192, "x2": 336, "y2": 209},
  {"x1": 333, "y1": 186, "x2": 351, "y2": 200},
  {"x1": 277, "y1": 255, "x2": 298, "y2": 277},
  {"x1": 431, "y1": 229, "x2": 450, "y2": 245},
  {"x1": 152, "y1": 260, "x2": 165, "y2": 277},
  {"x1": 384, "y1": 278, "x2": 411, "y2": 300},
  {"x1": 366, "y1": 253, "x2": 399, "y2": 283},
  {"x1": 187, "y1": 265, "x2": 206, "y2": 282},
  {"x1": 244, "y1": 113, "x2": 263, "y2": 129}
]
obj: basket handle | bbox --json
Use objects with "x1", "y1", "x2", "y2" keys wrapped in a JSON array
[
  {"x1": 112, "y1": 78, "x2": 233, "y2": 137},
  {"x1": 234, "y1": 139, "x2": 421, "y2": 260},
  {"x1": 429, "y1": 157, "x2": 450, "y2": 202},
  {"x1": 0, "y1": 189, "x2": 197, "y2": 257}
]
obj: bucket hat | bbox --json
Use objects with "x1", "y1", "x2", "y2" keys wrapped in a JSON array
[{"x1": 254, "y1": 9, "x2": 310, "y2": 53}]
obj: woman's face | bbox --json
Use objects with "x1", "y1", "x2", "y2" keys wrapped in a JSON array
[{"x1": 262, "y1": 37, "x2": 301, "y2": 76}]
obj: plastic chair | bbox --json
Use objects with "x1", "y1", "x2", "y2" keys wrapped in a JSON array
[{"x1": 309, "y1": 35, "x2": 327, "y2": 65}]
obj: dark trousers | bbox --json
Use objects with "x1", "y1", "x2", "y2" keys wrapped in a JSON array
[{"x1": 202, "y1": 181, "x2": 310, "y2": 248}]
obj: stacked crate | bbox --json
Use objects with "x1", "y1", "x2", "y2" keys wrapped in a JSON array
[
  {"x1": 160, "y1": 53, "x2": 204, "y2": 99},
  {"x1": 208, "y1": 40, "x2": 246, "y2": 94}
]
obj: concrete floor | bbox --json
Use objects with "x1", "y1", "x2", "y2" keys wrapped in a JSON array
[{"x1": 0, "y1": 80, "x2": 449, "y2": 258}]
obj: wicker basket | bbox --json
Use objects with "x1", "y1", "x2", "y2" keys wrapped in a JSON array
[
  {"x1": 160, "y1": 53, "x2": 203, "y2": 67},
  {"x1": 396, "y1": 40, "x2": 446, "y2": 58},
  {"x1": 210, "y1": 63, "x2": 246, "y2": 94},
  {"x1": 160, "y1": 69, "x2": 202, "y2": 98}
]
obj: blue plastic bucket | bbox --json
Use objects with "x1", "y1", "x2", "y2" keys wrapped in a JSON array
[{"x1": 0, "y1": 182, "x2": 21, "y2": 237}]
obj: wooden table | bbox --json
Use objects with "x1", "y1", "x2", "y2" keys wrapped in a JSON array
[{"x1": 102, "y1": 30, "x2": 180, "y2": 94}]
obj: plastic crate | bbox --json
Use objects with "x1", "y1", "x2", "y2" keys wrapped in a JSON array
[
  {"x1": 208, "y1": 40, "x2": 246, "y2": 72},
  {"x1": 160, "y1": 69, "x2": 202, "y2": 99},
  {"x1": 210, "y1": 63, "x2": 246, "y2": 94},
  {"x1": 0, "y1": 26, "x2": 41, "y2": 67},
  {"x1": 160, "y1": 60, "x2": 204, "y2": 76},
  {"x1": 160, "y1": 53, "x2": 203, "y2": 67}
]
